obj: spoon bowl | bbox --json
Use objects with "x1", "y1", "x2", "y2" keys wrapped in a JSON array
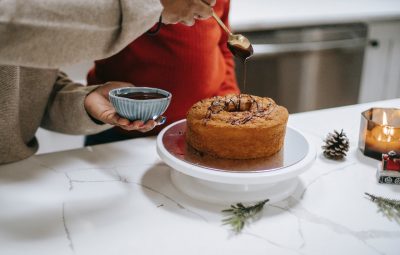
[
  {"x1": 211, "y1": 11, "x2": 253, "y2": 60},
  {"x1": 227, "y1": 34, "x2": 254, "y2": 60}
]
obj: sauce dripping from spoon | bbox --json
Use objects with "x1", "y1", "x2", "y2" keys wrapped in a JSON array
[{"x1": 211, "y1": 11, "x2": 253, "y2": 91}]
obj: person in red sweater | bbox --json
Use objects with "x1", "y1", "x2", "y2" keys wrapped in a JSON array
[{"x1": 86, "y1": 0, "x2": 239, "y2": 145}]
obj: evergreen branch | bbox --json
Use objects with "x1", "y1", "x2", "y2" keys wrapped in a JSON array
[
  {"x1": 221, "y1": 199, "x2": 269, "y2": 233},
  {"x1": 365, "y1": 192, "x2": 400, "y2": 223}
]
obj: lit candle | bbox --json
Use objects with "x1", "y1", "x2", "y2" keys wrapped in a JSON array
[{"x1": 365, "y1": 112, "x2": 400, "y2": 153}]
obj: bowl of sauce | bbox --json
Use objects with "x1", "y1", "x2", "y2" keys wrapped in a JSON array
[{"x1": 109, "y1": 87, "x2": 172, "y2": 121}]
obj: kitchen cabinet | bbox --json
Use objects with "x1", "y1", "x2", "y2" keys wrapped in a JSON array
[{"x1": 359, "y1": 20, "x2": 400, "y2": 102}]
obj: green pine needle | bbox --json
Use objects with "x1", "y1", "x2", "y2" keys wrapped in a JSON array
[
  {"x1": 365, "y1": 193, "x2": 400, "y2": 223},
  {"x1": 221, "y1": 199, "x2": 269, "y2": 233}
]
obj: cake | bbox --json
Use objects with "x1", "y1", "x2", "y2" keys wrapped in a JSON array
[{"x1": 185, "y1": 94, "x2": 288, "y2": 159}]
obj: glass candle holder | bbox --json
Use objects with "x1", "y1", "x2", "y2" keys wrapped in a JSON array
[{"x1": 359, "y1": 108, "x2": 400, "y2": 160}]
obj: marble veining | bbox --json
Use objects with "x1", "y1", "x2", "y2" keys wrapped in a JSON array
[
  {"x1": 286, "y1": 197, "x2": 399, "y2": 255},
  {"x1": 299, "y1": 161, "x2": 358, "y2": 199},
  {"x1": 62, "y1": 202, "x2": 74, "y2": 252}
]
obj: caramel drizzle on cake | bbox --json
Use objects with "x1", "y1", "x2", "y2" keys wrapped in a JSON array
[{"x1": 203, "y1": 94, "x2": 276, "y2": 125}]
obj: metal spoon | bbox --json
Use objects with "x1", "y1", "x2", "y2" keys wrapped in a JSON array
[{"x1": 211, "y1": 11, "x2": 254, "y2": 60}]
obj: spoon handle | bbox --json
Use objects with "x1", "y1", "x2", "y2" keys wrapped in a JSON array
[{"x1": 212, "y1": 11, "x2": 232, "y2": 36}]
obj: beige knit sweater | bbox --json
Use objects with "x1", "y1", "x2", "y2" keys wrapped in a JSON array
[{"x1": 0, "y1": 0, "x2": 162, "y2": 164}]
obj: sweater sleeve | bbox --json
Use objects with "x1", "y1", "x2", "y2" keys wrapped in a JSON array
[
  {"x1": 217, "y1": 0, "x2": 240, "y2": 95},
  {"x1": 40, "y1": 71, "x2": 111, "y2": 135},
  {"x1": 0, "y1": 0, "x2": 162, "y2": 68}
]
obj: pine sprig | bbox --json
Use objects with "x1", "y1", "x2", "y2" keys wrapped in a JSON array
[
  {"x1": 365, "y1": 192, "x2": 400, "y2": 223},
  {"x1": 222, "y1": 199, "x2": 269, "y2": 233}
]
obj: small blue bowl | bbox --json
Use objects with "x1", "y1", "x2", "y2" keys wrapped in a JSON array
[{"x1": 109, "y1": 87, "x2": 172, "y2": 121}]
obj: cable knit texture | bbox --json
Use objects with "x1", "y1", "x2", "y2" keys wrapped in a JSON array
[
  {"x1": 0, "y1": 0, "x2": 162, "y2": 164},
  {"x1": 0, "y1": 0, "x2": 162, "y2": 67}
]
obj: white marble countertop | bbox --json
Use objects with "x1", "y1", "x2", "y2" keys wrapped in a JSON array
[
  {"x1": 1, "y1": 99, "x2": 400, "y2": 255},
  {"x1": 230, "y1": 0, "x2": 400, "y2": 31}
]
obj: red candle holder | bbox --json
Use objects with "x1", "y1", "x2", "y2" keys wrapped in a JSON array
[{"x1": 359, "y1": 108, "x2": 400, "y2": 160}]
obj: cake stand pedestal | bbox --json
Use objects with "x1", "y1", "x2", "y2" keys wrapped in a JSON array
[
  {"x1": 157, "y1": 120, "x2": 316, "y2": 204},
  {"x1": 171, "y1": 170, "x2": 299, "y2": 204}
]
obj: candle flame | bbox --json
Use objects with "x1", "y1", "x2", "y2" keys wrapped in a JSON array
[
  {"x1": 383, "y1": 126, "x2": 395, "y2": 141},
  {"x1": 381, "y1": 112, "x2": 395, "y2": 141},
  {"x1": 382, "y1": 111, "x2": 388, "y2": 125}
]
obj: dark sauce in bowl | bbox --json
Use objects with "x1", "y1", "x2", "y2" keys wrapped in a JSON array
[{"x1": 117, "y1": 92, "x2": 167, "y2": 100}]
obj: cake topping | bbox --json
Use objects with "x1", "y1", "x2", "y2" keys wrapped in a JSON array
[{"x1": 203, "y1": 94, "x2": 276, "y2": 125}]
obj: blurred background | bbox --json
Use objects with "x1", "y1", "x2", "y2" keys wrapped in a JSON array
[{"x1": 36, "y1": 0, "x2": 400, "y2": 154}]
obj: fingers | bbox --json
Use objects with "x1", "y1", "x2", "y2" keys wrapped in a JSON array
[
  {"x1": 117, "y1": 119, "x2": 162, "y2": 132},
  {"x1": 161, "y1": 0, "x2": 213, "y2": 26},
  {"x1": 119, "y1": 120, "x2": 146, "y2": 131},
  {"x1": 193, "y1": 0, "x2": 213, "y2": 18},
  {"x1": 194, "y1": 13, "x2": 208, "y2": 20},
  {"x1": 182, "y1": 0, "x2": 213, "y2": 25},
  {"x1": 137, "y1": 120, "x2": 158, "y2": 133},
  {"x1": 115, "y1": 116, "x2": 130, "y2": 126},
  {"x1": 180, "y1": 18, "x2": 195, "y2": 26},
  {"x1": 201, "y1": 0, "x2": 216, "y2": 6},
  {"x1": 100, "y1": 111, "x2": 128, "y2": 127},
  {"x1": 96, "y1": 110, "x2": 157, "y2": 132}
]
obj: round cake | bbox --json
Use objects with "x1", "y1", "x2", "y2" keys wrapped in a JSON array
[{"x1": 185, "y1": 94, "x2": 289, "y2": 159}]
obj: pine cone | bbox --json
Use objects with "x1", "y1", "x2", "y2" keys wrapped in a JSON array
[{"x1": 322, "y1": 129, "x2": 349, "y2": 160}]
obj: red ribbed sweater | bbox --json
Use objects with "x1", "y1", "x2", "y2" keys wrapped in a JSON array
[{"x1": 87, "y1": 0, "x2": 239, "y2": 135}]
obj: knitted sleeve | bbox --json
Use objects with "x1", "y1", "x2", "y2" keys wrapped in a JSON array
[
  {"x1": 0, "y1": 0, "x2": 162, "y2": 68},
  {"x1": 217, "y1": 0, "x2": 240, "y2": 95},
  {"x1": 40, "y1": 71, "x2": 111, "y2": 135}
]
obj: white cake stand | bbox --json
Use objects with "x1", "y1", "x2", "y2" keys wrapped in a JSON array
[{"x1": 156, "y1": 120, "x2": 316, "y2": 204}]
